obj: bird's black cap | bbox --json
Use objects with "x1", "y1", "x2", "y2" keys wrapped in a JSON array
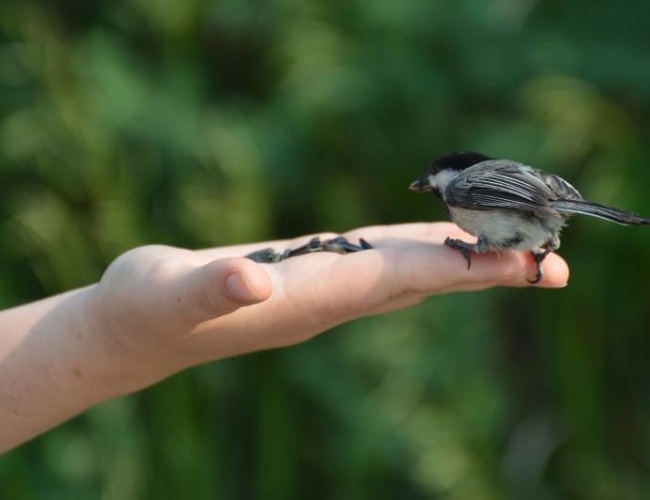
[{"x1": 429, "y1": 151, "x2": 492, "y2": 174}]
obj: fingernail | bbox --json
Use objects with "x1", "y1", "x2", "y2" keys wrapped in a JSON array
[{"x1": 225, "y1": 272, "x2": 259, "y2": 303}]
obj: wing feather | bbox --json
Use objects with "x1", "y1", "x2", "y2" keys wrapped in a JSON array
[{"x1": 444, "y1": 160, "x2": 583, "y2": 213}]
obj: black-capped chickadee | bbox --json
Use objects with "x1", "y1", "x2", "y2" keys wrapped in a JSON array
[{"x1": 410, "y1": 151, "x2": 650, "y2": 283}]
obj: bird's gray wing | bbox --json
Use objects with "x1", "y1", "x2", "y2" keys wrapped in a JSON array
[
  {"x1": 445, "y1": 160, "x2": 581, "y2": 212},
  {"x1": 537, "y1": 170, "x2": 583, "y2": 201}
]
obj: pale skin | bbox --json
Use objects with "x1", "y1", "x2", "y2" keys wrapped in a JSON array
[{"x1": 0, "y1": 223, "x2": 569, "y2": 453}]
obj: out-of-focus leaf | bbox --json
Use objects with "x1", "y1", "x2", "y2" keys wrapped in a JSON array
[{"x1": 3, "y1": 1, "x2": 650, "y2": 499}]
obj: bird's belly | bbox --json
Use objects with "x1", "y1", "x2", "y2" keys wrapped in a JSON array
[{"x1": 448, "y1": 207, "x2": 563, "y2": 251}]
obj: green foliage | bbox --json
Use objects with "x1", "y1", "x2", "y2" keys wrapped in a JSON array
[{"x1": 2, "y1": 0, "x2": 650, "y2": 498}]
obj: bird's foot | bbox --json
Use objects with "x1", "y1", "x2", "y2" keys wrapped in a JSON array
[
  {"x1": 527, "y1": 249, "x2": 551, "y2": 284},
  {"x1": 444, "y1": 237, "x2": 477, "y2": 270}
]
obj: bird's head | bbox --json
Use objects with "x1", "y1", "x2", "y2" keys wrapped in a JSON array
[{"x1": 409, "y1": 151, "x2": 492, "y2": 195}]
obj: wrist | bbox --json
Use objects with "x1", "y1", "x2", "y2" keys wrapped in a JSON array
[{"x1": 81, "y1": 284, "x2": 188, "y2": 398}]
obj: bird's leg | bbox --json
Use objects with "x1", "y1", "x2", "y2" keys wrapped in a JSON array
[
  {"x1": 444, "y1": 237, "x2": 488, "y2": 270},
  {"x1": 245, "y1": 236, "x2": 373, "y2": 263},
  {"x1": 527, "y1": 248, "x2": 552, "y2": 284}
]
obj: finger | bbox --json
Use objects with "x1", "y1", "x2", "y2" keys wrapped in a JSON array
[
  {"x1": 298, "y1": 243, "x2": 568, "y2": 321},
  {"x1": 178, "y1": 257, "x2": 273, "y2": 324},
  {"x1": 386, "y1": 244, "x2": 570, "y2": 292},
  {"x1": 407, "y1": 251, "x2": 569, "y2": 295},
  {"x1": 367, "y1": 250, "x2": 569, "y2": 315}
]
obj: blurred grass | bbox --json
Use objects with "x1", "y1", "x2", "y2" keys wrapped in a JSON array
[{"x1": 3, "y1": 0, "x2": 650, "y2": 499}]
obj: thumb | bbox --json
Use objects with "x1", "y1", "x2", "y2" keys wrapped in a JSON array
[{"x1": 179, "y1": 257, "x2": 273, "y2": 324}]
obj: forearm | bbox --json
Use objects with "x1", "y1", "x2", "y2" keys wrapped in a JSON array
[
  {"x1": 0, "y1": 248, "x2": 276, "y2": 453},
  {"x1": 0, "y1": 286, "x2": 136, "y2": 453}
]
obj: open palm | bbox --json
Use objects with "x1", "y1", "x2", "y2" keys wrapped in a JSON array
[{"x1": 88, "y1": 222, "x2": 569, "y2": 380}]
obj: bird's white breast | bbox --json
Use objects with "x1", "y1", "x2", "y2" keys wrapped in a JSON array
[{"x1": 449, "y1": 207, "x2": 564, "y2": 251}]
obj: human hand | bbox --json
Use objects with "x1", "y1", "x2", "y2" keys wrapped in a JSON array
[
  {"x1": 86, "y1": 222, "x2": 569, "y2": 390},
  {"x1": 0, "y1": 222, "x2": 570, "y2": 451}
]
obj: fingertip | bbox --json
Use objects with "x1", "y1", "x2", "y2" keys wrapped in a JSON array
[
  {"x1": 188, "y1": 257, "x2": 272, "y2": 323},
  {"x1": 224, "y1": 259, "x2": 273, "y2": 304},
  {"x1": 531, "y1": 253, "x2": 570, "y2": 289},
  {"x1": 491, "y1": 251, "x2": 569, "y2": 289}
]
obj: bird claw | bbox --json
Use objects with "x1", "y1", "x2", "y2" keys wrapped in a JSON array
[
  {"x1": 245, "y1": 236, "x2": 373, "y2": 263},
  {"x1": 444, "y1": 237, "x2": 473, "y2": 270},
  {"x1": 444, "y1": 238, "x2": 552, "y2": 284},
  {"x1": 527, "y1": 249, "x2": 551, "y2": 284}
]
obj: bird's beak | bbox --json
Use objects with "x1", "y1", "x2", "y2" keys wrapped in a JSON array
[{"x1": 409, "y1": 174, "x2": 433, "y2": 193}]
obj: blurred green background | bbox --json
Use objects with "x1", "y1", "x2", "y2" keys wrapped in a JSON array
[{"x1": 2, "y1": 0, "x2": 650, "y2": 498}]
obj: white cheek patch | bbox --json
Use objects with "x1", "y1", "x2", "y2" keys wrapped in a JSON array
[{"x1": 430, "y1": 170, "x2": 459, "y2": 195}]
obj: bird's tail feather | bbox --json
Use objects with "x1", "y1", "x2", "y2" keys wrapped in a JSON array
[{"x1": 553, "y1": 199, "x2": 650, "y2": 226}]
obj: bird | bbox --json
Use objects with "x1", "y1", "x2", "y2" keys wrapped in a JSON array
[{"x1": 409, "y1": 151, "x2": 650, "y2": 283}]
